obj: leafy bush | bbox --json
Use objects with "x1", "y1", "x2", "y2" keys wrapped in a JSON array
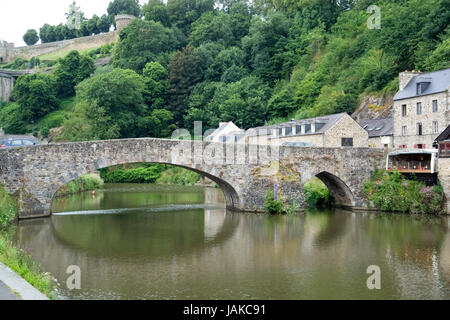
[
  {"x1": 55, "y1": 174, "x2": 104, "y2": 196},
  {"x1": 264, "y1": 190, "x2": 285, "y2": 215},
  {"x1": 304, "y1": 178, "x2": 333, "y2": 208},
  {"x1": 100, "y1": 164, "x2": 166, "y2": 183},
  {"x1": 363, "y1": 170, "x2": 444, "y2": 214},
  {"x1": 156, "y1": 167, "x2": 201, "y2": 186}
]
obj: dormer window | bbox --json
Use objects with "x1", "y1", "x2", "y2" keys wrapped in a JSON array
[{"x1": 416, "y1": 83, "x2": 421, "y2": 95}]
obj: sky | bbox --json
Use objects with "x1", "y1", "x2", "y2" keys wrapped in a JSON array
[{"x1": 0, "y1": 0, "x2": 146, "y2": 47}]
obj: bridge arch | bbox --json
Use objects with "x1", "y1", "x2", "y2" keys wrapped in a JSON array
[
  {"x1": 50, "y1": 162, "x2": 240, "y2": 213},
  {"x1": 313, "y1": 171, "x2": 355, "y2": 208}
]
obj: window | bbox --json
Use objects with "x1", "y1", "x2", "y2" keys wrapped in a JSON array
[
  {"x1": 417, "y1": 123, "x2": 423, "y2": 136},
  {"x1": 433, "y1": 121, "x2": 439, "y2": 134},
  {"x1": 415, "y1": 144, "x2": 425, "y2": 149},
  {"x1": 402, "y1": 126, "x2": 407, "y2": 136},
  {"x1": 285, "y1": 127, "x2": 292, "y2": 135},
  {"x1": 432, "y1": 100, "x2": 438, "y2": 112},
  {"x1": 402, "y1": 105, "x2": 407, "y2": 117},
  {"x1": 416, "y1": 102, "x2": 422, "y2": 115},
  {"x1": 220, "y1": 136, "x2": 227, "y2": 142},
  {"x1": 416, "y1": 83, "x2": 422, "y2": 95},
  {"x1": 341, "y1": 138, "x2": 353, "y2": 147}
]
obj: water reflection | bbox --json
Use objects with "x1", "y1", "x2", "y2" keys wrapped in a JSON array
[{"x1": 8, "y1": 184, "x2": 450, "y2": 300}]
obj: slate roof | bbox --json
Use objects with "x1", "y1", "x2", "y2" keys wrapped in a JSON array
[
  {"x1": 435, "y1": 124, "x2": 450, "y2": 142},
  {"x1": 359, "y1": 118, "x2": 393, "y2": 138},
  {"x1": 394, "y1": 68, "x2": 450, "y2": 101},
  {"x1": 245, "y1": 113, "x2": 348, "y2": 137}
]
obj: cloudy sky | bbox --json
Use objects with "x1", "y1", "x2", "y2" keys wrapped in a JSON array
[{"x1": 0, "y1": 0, "x2": 146, "y2": 47}]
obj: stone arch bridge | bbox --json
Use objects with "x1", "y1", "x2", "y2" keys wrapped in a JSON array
[{"x1": 0, "y1": 138, "x2": 386, "y2": 219}]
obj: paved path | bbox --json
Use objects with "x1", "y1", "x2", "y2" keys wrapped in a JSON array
[
  {"x1": 0, "y1": 280, "x2": 19, "y2": 300},
  {"x1": 0, "y1": 262, "x2": 49, "y2": 300}
]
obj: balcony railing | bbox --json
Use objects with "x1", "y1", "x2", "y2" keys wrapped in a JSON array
[{"x1": 388, "y1": 160, "x2": 432, "y2": 173}]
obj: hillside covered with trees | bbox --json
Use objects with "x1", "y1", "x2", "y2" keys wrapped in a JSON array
[{"x1": 0, "y1": 0, "x2": 449, "y2": 141}]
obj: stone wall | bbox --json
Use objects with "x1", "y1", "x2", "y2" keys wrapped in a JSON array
[
  {"x1": 0, "y1": 73, "x2": 14, "y2": 102},
  {"x1": 3, "y1": 31, "x2": 119, "y2": 62},
  {"x1": 0, "y1": 138, "x2": 386, "y2": 219},
  {"x1": 438, "y1": 157, "x2": 450, "y2": 213},
  {"x1": 393, "y1": 91, "x2": 450, "y2": 149}
]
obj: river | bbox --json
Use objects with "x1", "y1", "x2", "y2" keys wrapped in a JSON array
[{"x1": 6, "y1": 183, "x2": 450, "y2": 300}]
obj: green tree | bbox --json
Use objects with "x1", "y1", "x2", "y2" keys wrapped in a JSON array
[
  {"x1": 97, "y1": 14, "x2": 112, "y2": 33},
  {"x1": 142, "y1": 62, "x2": 170, "y2": 110},
  {"x1": 75, "y1": 68, "x2": 148, "y2": 138},
  {"x1": 140, "y1": 109, "x2": 177, "y2": 137},
  {"x1": 209, "y1": 76, "x2": 271, "y2": 129},
  {"x1": 54, "y1": 50, "x2": 95, "y2": 97},
  {"x1": 143, "y1": 0, "x2": 170, "y2": 27},
  {"x1": 113, "y1": 19, "x2": 181, "y2": 72},
  {"x1": 168, "y1": 46, "x2": 204, "y2": 124},
  {"x1": 167, "y1": 0, "x2": 215, "y2": 33},
  {"x1": 13, "y1": 73, "x2": 58, "y2": 122},
  {"x1": 107, "y1": 0, "x2": 141, "y2": 17},
  {"x1": 23, "y1": 29, "x2": 39, "y2": 46},
  {"x1": 39, "y1": 24, "x2": 56, "y2": 43}
]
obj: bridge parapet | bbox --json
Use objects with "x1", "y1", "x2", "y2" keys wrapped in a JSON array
[{"x1": 0, "y1": 138, "x2": 386, "y2": 219}]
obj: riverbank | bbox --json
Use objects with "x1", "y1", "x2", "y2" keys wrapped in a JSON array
[
  {"x1": 1, "y1": 185, "x2": 58, "y2": 299},
  {"x1": 0, "y1": 229, "x2": 59, "y2": 299},
  {"x1": 55, "y1": 173, "x2": 104, "y2": 197}
]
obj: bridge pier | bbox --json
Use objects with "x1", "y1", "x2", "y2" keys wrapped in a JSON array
[{"x1": 14, "y1": 189, "x2": 52, "y2": 219}]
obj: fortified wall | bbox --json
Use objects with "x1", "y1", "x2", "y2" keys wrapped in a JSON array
[{"x1": 0, "y1": 14, "x2": 135, "y2": 63}]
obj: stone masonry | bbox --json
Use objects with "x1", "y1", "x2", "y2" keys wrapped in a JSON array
[{"x1": 0, "y1": 138, "x2": 387, "y2": 219}]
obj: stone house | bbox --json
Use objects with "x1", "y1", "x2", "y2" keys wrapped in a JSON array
[
  {"x1": 393, "y1": 68, "x2": 450, "y2": 150},
  {"x1": 359, "y1": 118, "x2": 394, "y2": 149},
  {"x1": 205, "y1": 121, "x2": 245, "y2": 143},
  {"x1": 245, "y1": 113, "x2": 368, "y2": 147}
]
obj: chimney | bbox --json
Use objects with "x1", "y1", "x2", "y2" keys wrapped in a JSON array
[{"x1": 399, "y1": 70, "x2": 422, "y2": 91}]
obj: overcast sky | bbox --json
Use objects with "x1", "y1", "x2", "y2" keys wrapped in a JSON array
[{"x1": 0, "y1": 0, "x2": 146, "y2": 47}]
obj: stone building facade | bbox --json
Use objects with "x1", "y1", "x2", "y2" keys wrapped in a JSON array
[
  {"x1": 393, "y1": 68, "x2": 450, "y2": 150},
  {"x1": 246, "y1": 113, "x2": 368, "y2": 148}
]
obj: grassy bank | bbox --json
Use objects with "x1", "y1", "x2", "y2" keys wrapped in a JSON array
[
  {"x1": 363, "y1": 169, "x2": 445, "y2": 214},
  {"x1": 0, "y1": 230, "x2": 59, "y2": 299},
  {"x1": 55, "y1": 174, "x2": 104, "y2": 197},
  {"x1": 100, "y1": 164, "x2": 201, "y2": 186},
  {"x1": 0, "y1": 186, "x2": 58, "y2": 299},
  {"x1": 0, "y1": 185, "x2": 17, "y2": 227}
]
